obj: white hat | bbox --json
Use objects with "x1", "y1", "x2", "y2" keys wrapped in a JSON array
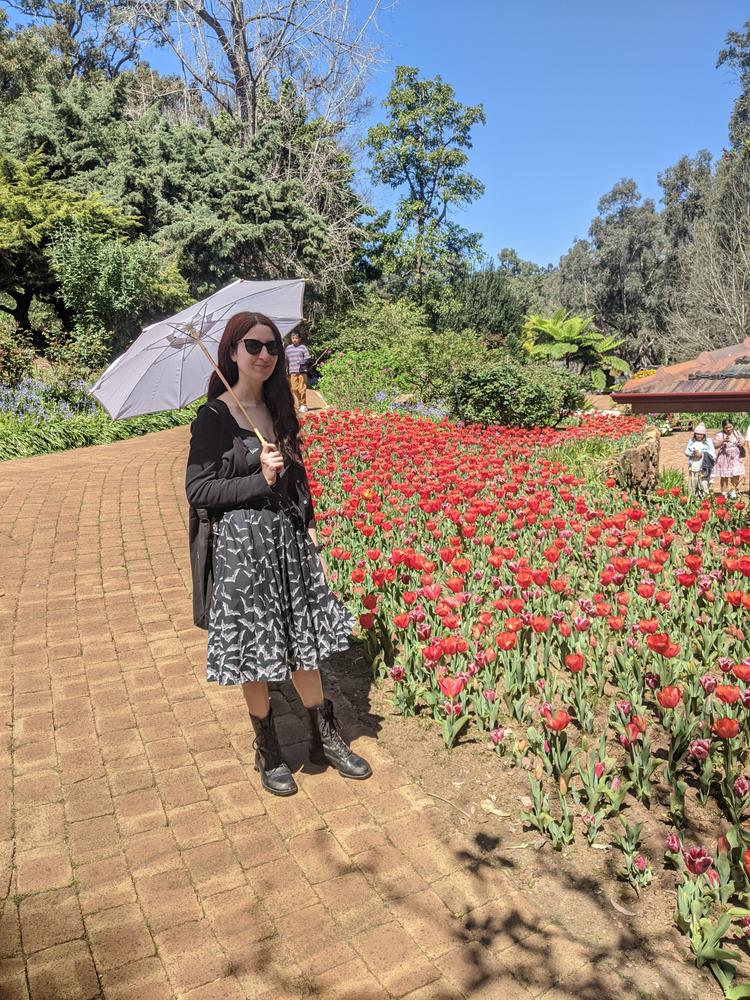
[{"x1": 693, "y1": 423, "x2": 707, "y2": 435}]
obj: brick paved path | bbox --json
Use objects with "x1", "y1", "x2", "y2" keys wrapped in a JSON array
[{"x1": 0, "y1": 427, "x2": 701, "y2": 1000}]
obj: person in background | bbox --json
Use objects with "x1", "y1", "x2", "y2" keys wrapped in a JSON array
[
  {"x1": 286, "y1": 330, "x2": 311, "y2": 413},
  {"x1": 684, "y1": 423, "x2": 715, "y2": 495},
  {"x1": 712, "y1": 418, "x2": 745, "y2": 498}
]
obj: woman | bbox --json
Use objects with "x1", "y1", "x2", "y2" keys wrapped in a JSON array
[
  {"x1": 712, "y1": 418, "x2": 745, "y2": 498},
  {"x1": 185, "y1": 312, "x2": 371, "y2": 796},
  {"x1": 684, "y1": 423, "x2": 715, "y2": 495}
]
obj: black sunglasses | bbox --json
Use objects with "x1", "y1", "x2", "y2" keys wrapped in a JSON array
[{"x1": 240, "y1": 338, "x2": 280, "y2": 356}]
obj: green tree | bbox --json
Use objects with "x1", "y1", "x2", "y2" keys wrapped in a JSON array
[
  {"x1": 365, "y1": 65, "x2": 485, "y2": 320},
  {"x1": 717, "y1": 20, "x2": 750, "y2": 150},
  {"x1": 8, "y1": 1, "x2": 149, "y2": 80},
  {"x1": 0, "y1": 149, "x2": 133, "y2": 349},
  {"x1": 451, "y1": 261, "x2": 525, "y2": 346},
  {"x1": 47, "y1": 223, "x2": 190, "y2": 367},
  {"x1": 521, "y1": 309, "x2": 630, "y2": 390},
  {"x1": 555, "y1": 179, "x2": 668, "y2": 368},
  {"x1": 1, "y1": 72, "x2": 364, "y2": 300},
  {"x1": 0, "y1": 10, "x2": 64, "y2": 100},
  {"x1": 496, "y1": 248, "x2": 548, "y2": 313}
]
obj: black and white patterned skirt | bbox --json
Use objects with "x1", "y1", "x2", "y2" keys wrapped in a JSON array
[{"x1": 206, "y1": 504, "x2": 354, "y2": 684}]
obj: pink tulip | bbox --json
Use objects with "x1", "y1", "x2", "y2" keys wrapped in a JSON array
[
  {"x1": 689, "y1": 739, "x2": 711, "y2": 762},
  {"x1": 665, "y1": 832, "x2": 681, "y2": 854},
  {"x1": 683, "y1": 847, "x2": 714, "y2": 875}
]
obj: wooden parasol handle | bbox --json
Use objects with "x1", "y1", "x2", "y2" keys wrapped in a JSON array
[{"x1": 188, "y1": 327, "x2": 268, "y2": 447}]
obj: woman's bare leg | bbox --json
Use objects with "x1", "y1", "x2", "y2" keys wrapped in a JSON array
[
  {"x1": 292, "y1": 668, "x2": 325, "y2": 708},
  {"x1": 241, "y1": 681, "x2": 270, "y2": 718}
]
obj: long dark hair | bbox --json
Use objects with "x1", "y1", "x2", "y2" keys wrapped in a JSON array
[{"x1": 207, "y1": 312, "x2": 302, "y2": 463}]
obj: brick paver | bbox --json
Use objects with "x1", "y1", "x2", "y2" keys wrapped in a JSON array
[{"x1": 0, "y1": 424, "x2": 705, "y2": 999}]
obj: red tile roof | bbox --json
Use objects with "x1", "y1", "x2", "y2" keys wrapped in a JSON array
[{"x1": 612, "y1": 338, "x2": 750, "y2": 413}]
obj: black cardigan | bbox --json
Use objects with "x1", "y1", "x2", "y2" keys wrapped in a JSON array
[{"x1": 184, "y1": 399, "x2": 316, "y2": 529}]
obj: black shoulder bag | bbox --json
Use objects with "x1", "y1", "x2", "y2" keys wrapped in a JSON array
[{"x1": 189, "y1": 506, "x2": 219, "y2": 629}]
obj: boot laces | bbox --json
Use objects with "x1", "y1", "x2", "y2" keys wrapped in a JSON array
[
  {"x1": 321, "y1": 707, "x2": 354, "y2": 758},
  {"x1": 253, "y1": 725, "x2": 284, "y2": 769}
]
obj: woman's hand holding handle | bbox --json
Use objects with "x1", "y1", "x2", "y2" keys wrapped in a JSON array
[{"x1": 260, "y1": 442, "x2": 284, "y2": 486}]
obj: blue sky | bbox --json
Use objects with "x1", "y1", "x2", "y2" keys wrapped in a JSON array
[
  {"x1": 11, "y1": 1, "x2": 747, "y2": 268},
  {"x1": 358, "y1": 0, "x2": 748, "y2": 266}
]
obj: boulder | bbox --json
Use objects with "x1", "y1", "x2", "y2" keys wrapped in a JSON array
[{"x1": 608, "y1": 427, "x2": 660, "y2": 493}]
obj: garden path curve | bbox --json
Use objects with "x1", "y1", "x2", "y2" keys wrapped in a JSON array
[{"x1": 0, "y1": 426, "x2": 707, "y2": 1000}]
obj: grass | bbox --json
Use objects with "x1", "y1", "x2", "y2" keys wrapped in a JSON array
[{"x1": 543, "y1": 432, "x2": 644, "y2": 482}]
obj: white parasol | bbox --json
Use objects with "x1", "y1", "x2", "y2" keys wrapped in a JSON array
[{"x1": 90, "y1": 278, "x2": 305, "y2": 444}]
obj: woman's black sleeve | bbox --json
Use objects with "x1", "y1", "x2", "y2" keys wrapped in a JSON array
[{"x1": 185, "y1": 404, "x2": 275, "y2": 510}]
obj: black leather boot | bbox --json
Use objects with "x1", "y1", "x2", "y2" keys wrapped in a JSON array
[
  {"x1": 308, "y1": 699, "x2": 372, "y2": 779},
  {"x1": 250, "y1": 707, "x2": 298, "y2": 796}
]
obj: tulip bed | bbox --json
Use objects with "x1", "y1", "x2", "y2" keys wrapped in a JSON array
[{"x1": 305, "y1": 408, "x2": 750, "y2": 998}]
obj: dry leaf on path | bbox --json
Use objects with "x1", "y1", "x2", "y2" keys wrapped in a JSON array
[{"x1": 480, "y1": 799, "x2": 511, "y2": 819}]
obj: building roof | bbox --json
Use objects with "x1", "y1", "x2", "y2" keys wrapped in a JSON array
[{"x1": 612, "y1": 338, "x2": 750, "y2": 413}]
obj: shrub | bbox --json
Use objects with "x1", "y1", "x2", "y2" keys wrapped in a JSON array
[
  {"x1": 0, "y1": 376, "x2": 98, "y2": 421},
  {"x1": 316, "y1": 345, "x2": 420, "y2": 410},
  {"x1": 316, "y1": 328, "x2": 486, "y2": 411},
  {"x1": 0, "y1": 399, "x2": 201, "y2": 461},
  {"x1": 311, "y1": 293, "x2": 431, "y2": 358},
  {"x1": 0, "y1": 317, "x2": 35, "y2": 387},
  {"x1": 450, "y1": 355, "x2": 586, "y2": 428}
]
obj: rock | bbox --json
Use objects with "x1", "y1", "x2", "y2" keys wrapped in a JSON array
[{"x1": 607, "y1": 427, "x2": 660, "y2": 493}]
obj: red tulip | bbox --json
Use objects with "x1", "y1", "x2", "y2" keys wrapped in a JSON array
[
  {"x1": 544, "y1": 710, "x2": 571, "y2": 732},
  {"x1": 564, "y1": 654, "x2": 585, "y2": 673},
  {"x1": 715, "y1": 685, "x2": 741, "y2": 704},
  {"x1": 656, "y1": 686, "x2": 682, "y2": 709},
  {"x1": 496, "y1": 631, "x2": 517, "y2": 651},
  {"x1": 646, "y1": 633, "x2": 680, "y2": 658},
  {"x1": 359, "y1": 613, "x2": 375, "y2": 630},
  {"x1": 712, "y1": 718, "x2": 740, "y2": 739},
  {"x1": 438, "y1": 675, "x2": 466, "y2": 700}
]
